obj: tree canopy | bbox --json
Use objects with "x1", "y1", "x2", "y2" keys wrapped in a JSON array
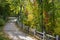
[{"x1": 0, "y1": 0, "x2": 60, "y2": 35}]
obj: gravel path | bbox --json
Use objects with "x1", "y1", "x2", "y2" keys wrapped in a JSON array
[{"x1": 4, "y1": 19, "x2": 36, "y2": 40}]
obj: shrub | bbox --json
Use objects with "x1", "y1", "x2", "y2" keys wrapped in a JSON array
[
  {"x1": 0, "y1": 18, "x2": 5, "y2": 26},
  {"x1": 0, "y1": 32, "x2": 11, "y2": 40}
]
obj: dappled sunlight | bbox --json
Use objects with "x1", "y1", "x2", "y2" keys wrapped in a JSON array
[
  {"x1": 0, "y1": 0, "x2": 60, "y2": 40},
  {"x1": 19, "y1": 35, "x2": 26, "y2": 40},
  {"x1": 4, "y1": 19, "x2": 36, "y2": 40},
  {"x1": 18, "y1": 35, "x2": 36, "y2": 40}
]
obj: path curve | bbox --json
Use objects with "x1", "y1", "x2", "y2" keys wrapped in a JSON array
[{"x1": 4, "y1": 19, "x2": 36, "y2": 40}]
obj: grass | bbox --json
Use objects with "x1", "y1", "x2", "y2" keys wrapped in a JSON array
[{"x1": 0, "y1": 25, "x2": 11, "y2": 40}]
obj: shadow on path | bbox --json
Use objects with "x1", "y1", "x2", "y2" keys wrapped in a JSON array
[{"x1": 4, "y1": 19, "x2": 36, "y2": 40}]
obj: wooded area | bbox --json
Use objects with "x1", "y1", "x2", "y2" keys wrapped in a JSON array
[{"x1": 0, "y1": 0, "x2": 60, "y2": 39}]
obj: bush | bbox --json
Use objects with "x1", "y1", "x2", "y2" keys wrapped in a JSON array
[
  {"x1": 0, "y1": 32, "x2": 11, "y2": 40},
  {"x1": 0, "y1": 18, "x2": 5, "y2": 26}
]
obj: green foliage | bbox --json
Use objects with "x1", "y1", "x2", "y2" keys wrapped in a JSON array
[
  {"x1": 0, "y1": 18, "x2": 5, "y2": 26},
  {"x1": 19, "y1": 0, "x2": 42, "y2": 32},
  {"x1": 20, "y1": 0, "x2": 60, "y2": 35},
  {"x1": 0, "y1": 32, "x2": 11, "y2": 40},
  {"x1": 0, "y1": 0, "x2": 20, "y2": 17},
  {"x1": 0, "y1": 0, "x2": 60, "y2": 35}
]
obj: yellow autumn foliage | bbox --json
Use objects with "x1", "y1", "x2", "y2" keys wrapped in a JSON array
[
  {"x1": 54, "y1": 27, "x2": 60, "y2": 35},
  {"x1": 27, "y1": 14, "x2": 34, "y2": 21}
]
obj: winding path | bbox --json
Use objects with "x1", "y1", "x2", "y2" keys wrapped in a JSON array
[{"x1": 4, "y1": 18, "x2": 37, "y2": 40}]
